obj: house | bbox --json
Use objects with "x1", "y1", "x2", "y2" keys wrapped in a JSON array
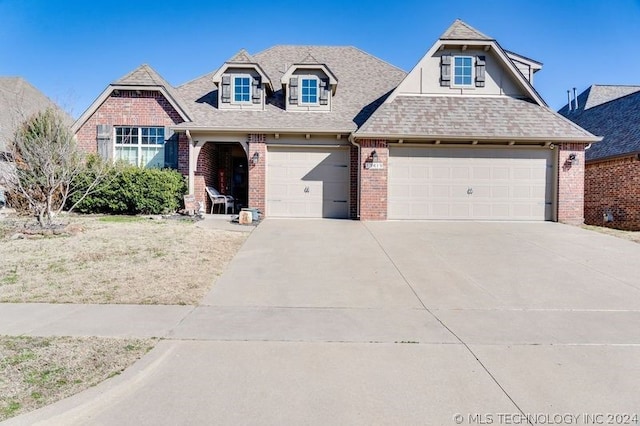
[
  {"x1": 73, "y1": 19, "x2": 599, "y2": 223},
  {"x1": 559, "y1": 85, "x2": 640, "y2": 230},
  {"x1": 0, "y1": 77, "x2": 73, "y2": 206}
]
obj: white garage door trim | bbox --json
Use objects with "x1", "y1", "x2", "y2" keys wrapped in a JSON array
[
  {"x1": 388, "y1": 146, "x2": 555, "y2": 221},
  {"x1": 267, "y1": 146, "x2": 350, "y2": 218}
]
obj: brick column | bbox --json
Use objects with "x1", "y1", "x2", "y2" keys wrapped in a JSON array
[
  {"x1": 349, "y1": 144, "x2": 359, "y2": 219},
  {"x1": 359, "y1": 139, "x2": 388, "y2": 220},
  {"x1": 195, "y1": 143, "x2": 216, "y2": 210},
  {"x1": 557, "y1": 143, "x2": 585, "y2": 225},
  {"x1": 248, "y1": 134, "x2": 266, "y2": 215}
]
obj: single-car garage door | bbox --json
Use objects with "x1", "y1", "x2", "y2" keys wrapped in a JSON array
[
  {"x1": 267, "y1": 147, "x2": 350, "y2": 218},
  {"x1": 388, "y1": 147, "x2": 554, "y2": 220}
]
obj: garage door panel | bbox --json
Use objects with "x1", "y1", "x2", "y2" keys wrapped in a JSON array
[
  {"x1": 451, "y1": 167, "x2": 470, "y2": 179},
  {"x1": 432, "y1": 167, "x2": 450, "y2": 179},
  {"x1": 492, "y1": 167, "x2": 510, "y2": 179},
  {"x1": 491, "y1": 186, "x2": 510, "y2": 198},
  {"x1": 473, "y1": 167, "x2": 492, "y2": 180},
  {"x1": 431, "y1": 185, "x2": 451, "y2": 198},
  {"x1": 267, "y1": 147, "x2": 349, "y2": 218},
  {"x1": 410, "y1": 184, "x2": 429, "y2": 198},
  {"x1": 389, "y1": 147, "x2": 553, "y2": 220}
]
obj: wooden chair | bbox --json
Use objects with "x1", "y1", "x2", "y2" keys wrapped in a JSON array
[{"x1": 205, "y1": 186, "x2": 235, "y2": 214}]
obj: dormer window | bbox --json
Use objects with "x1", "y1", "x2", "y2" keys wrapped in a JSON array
[
  {"x1": 212, "y1": 53, "x2": 272, "y2": 110},
  {"x1": 301, "y1": 78, "x2": 319, "y2": 104},
  {"x1": 233, "y1": 76, "x2": 251, "y2": 103},
  {"x1": 453, "y1": 56, "x2": 473, "y2": 87},
  {"x1": 281, "y1": 62, "x2": 338, "y2": 112}
]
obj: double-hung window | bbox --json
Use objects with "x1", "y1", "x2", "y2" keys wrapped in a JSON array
[
  {"x1": 115, "y1": 126, "x2": 165, "y2": 168},
  {"x1": 301, "y1": 78, "x2": 318, "y2": 104},
  {"x1": 453, "y1": 56, "x2": 473, "y2": 87},
  {"x1": 233, "y1": 76, "x2": 251, "y2": 103}
]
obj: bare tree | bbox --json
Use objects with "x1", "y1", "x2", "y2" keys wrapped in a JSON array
[{"x1": 7, "y1": 108, "x2": 109, "y2": 227}]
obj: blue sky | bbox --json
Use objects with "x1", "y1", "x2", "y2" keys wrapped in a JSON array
[{"x1": 1, "y1": 0, "x2": 639, "y2": 118}]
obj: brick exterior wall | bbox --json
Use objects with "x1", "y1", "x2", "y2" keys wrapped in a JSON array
[
  {"x1": 248, "y1": 134, "x2": 266, "y2": 215},
  {"x1": 585, "y1": 155, "x2": 640, "y2": 230},
  {"x1": 557, "y1": 143, "x2": 585, "y2": 225},
  {"x1": 75, "y1": 90, "x2": 184, "y2": 154},
  {"x1": 195, "y1": 143, "x2": 217, "y2": 212},
  {"x1": 359, "y1": 139, "x2": 388, "y2": 220},
  {"x1": 349, "y1": 144, "x2": 359, "y2": 219},
  {"x1": 178, "y1": 133, "x2": 189, "y2": 176}
]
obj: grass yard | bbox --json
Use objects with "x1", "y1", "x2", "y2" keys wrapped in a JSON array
[
  {"x1": 0, "y1": 335, "x2": 155, "y2": 421},
  {"x1": 0, "y1": 214, "x2": 248, "y2": 420},
  {"x1": 0, "y1": 215, "x2": 248, "y2": 304},
  {"x1": 583, "y1": 225, "x2": 640, "y2": 244}
]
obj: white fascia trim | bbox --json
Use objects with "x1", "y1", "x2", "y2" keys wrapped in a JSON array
[
  {"x1": 171, "y1": 126, "x2": 353, "y2": 135},
  {"x1": 212, "y1": 63, "x2": 273, "y2": 91},
  {"x1": 352, "y1": 133, "x2": 603, "y2": 143}
]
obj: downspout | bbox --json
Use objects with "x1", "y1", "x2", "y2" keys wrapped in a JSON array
[
  {"x1": 186, "y1": 129, "x2": 194, "y2": 194},
  {"x1": 349, "y1": 134, "x2": 361, "y2": 219}
]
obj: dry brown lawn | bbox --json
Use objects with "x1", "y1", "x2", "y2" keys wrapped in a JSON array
[
  {"x1": 0, "y1": 335, "x2": 155, "y2": 421},
  {"x1": 0, "y1": 215, "x2": 248, "y2": 304},
  {"x1": 583, "y1": 225, "x2": 640, "y2": 244}
]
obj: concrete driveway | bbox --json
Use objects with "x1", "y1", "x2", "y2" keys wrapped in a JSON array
[{"x1": 5, "y1": 220, "x2": 640, "y2": 425}]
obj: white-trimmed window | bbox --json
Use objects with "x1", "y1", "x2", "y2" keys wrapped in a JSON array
[
  {"x1": 233, "y1": 76, "x2": 251, "y2": 103},
  {"x1": 301, "y1": 77, "x2": 319, "y2": 104},
  {"x1": 115, "y1": 126, "x2": 165, "y2": 168},
  {"x1": 453, "y1": 56, "x2": 473, "y2": 87}
]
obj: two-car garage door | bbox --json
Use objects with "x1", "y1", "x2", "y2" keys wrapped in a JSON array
[
  {"x1": 388, "y1": 147, "x2": 554, "y2": 220},
  {"x1": 267, "y1": 147, "x2": 350, "y2": 218}
]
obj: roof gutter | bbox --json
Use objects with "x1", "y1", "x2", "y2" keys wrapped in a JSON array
[
  {"x1": 171, "y1": 126, "x2": 354, "y2": 135},
  {"x1": 352, "y1": 133, "x2": 603, "y2": 143}
]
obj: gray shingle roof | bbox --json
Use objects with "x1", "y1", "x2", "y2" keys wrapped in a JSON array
[
  {"x1": 227, "y1": 49, "x2": 256, "y2": 63},
  {"x1": 114, "y1": 64, "x2": 169, "y2": 86},
  {"x1": 576, "y1": 85, "x2": 640, "y2": 111},
  {"x1": 440, "y1": 19, "x2": 493, "y2": 41},
  {"x1": 0, "y1": 77, "x2": 72, "y2": 152},
  {"x1": 356, "y1": 95, "x2": 599, "y2": 141},
  {"x1": 559, "y1": 85, "x2": 640, "y2": 160},
  {"x1": 174, "y1": 46, "x2": 406, "y2": 132}
]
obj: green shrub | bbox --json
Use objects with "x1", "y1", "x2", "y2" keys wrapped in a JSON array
[{"x1": 69, "y1": 164, "x2": 187, "y2": 215}]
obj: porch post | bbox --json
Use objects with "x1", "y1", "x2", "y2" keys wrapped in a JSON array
[
  {"x1": 248, "y1": 134, "x2": 266, "y2": 215},
  {"x1": 186, "y1": 130, "x2": 195, "y2": 194}
]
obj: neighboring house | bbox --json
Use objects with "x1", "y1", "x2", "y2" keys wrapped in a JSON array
[
  {"x1": 0, "y1": 77, "x2": 73, "y2": 206},
  {"x1": 73, "y1": 20, "x2": 599, "y2": 223},
  {"x1": 559, "y1": 85, "x2": 640, "y2": 230}
]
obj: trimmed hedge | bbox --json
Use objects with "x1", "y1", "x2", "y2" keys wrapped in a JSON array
[{"x1": 70, "y1": 165, "x2": 187, "y2": 215}]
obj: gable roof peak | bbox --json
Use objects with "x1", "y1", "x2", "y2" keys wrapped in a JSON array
[
  {"x1": 228, "y1": 48, "x2": 256, "y2": 64},
  {"x1": 440, "y1": 19, "x2": 493, "y2": 41},
  {"x1": 580, "y1": 84, "x2": 640, "y2": 110},
  {"x1": 113, "y1": 63, "x2": 169, "y2": 87},
  {"x1": 298, "y1": 51, "x2": 321, "y2": 64}
]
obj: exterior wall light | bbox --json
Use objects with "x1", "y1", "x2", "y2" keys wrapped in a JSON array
[
  {"x1": 365, "y1": 149, "x2": 384, "y2": 170},
  {"x1": 250, "y1": 151, "x2": 260, "y2": 166}
]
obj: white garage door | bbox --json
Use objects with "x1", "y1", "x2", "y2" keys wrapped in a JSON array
[
  {"x1": 267, "y1": 147, "x2": 350, "y2": 218},
  {"x1": 388, "y1": 147, "x2": 554, "y2": 220}
]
